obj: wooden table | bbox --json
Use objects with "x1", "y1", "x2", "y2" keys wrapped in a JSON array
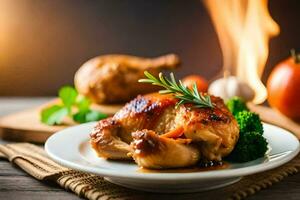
[{"x1": 0, "y1": 98, "x2": 300, "y2": 200}]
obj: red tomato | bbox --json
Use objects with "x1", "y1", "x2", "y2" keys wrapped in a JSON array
[
  {"x1": 267, "y1": 53, "x2": 300, "y2": 120},
  {"x1": 182, "y1": 75, "x2": 208, "y2": 93}
]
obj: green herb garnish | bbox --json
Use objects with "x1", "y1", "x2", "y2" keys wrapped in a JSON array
[
  {"x1": 41, "y1": 86, "x2": 108, "y2": 125},
  {"x1": 138, "y1": 71, "x2": 214, "y2": 108}
]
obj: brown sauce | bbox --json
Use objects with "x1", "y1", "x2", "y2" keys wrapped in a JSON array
[{"x1": 137, "y1": 161, "x2": 229, "y2": 173}]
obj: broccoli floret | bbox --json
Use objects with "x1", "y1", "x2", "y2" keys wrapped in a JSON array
[
  {"x1": 226, "y1": 96, "x2": 249, "y2": 116},
  {"x1": 226, "y1": 131, "x2": 268, "y2": 162},
  {"x1": 226, "y1": 98, "x2": 267, "y2": 162},
  {"x1": 235, "y1": 110, "x2": 264, "y2": 135}
]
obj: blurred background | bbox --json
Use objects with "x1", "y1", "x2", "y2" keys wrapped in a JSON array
[{"x1": 0, "y1": 0, "x2": 299, "y2": 96}]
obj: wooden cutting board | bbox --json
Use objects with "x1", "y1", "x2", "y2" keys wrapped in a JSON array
[
  {"x1": 0, "y1": 101, "x2": 299, "y2": 143},
  {"x1": 0, "y1": 99, "x2": 123, "y2": 143},
  {"x1": 248, "y1": 104, "x2": 300, "y2": 139}
]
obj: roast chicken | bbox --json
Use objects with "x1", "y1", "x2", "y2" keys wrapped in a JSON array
[
  {"x1": 74, "y1": 54, "x2": 180, "y2": 104},
  {"x1": 90, "y1": 93, "x2": 239, "y2": 169}
]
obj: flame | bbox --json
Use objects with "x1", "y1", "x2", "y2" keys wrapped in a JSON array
[{"x1": 204, "y1": 0, "x2": 280, "y2": 104}]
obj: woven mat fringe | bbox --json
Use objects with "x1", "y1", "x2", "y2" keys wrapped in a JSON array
[{"x1": 0, "y1": 143, "x2": 299, "y2": 200}]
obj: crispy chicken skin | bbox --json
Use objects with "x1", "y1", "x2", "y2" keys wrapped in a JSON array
[
  {"x1": 90, "y1": 93, "x2": 239, "y2": 169},
  {"x1": 74, "y1": 54, "x2": 179, "y2": 104},
  {"x1": 131, "y1": 130, "x2": 200, "y2": 169},
  {"x1": 90, "y1": 118, "x2": 131, "y2": 160}
]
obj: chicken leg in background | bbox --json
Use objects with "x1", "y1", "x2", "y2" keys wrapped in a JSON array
[{"x1": 74, "y1": 54, "x2": 180, "y2": 104}]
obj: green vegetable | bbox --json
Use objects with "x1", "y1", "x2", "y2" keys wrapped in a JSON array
[
  {"x1": 139, "y1": 71, "x2": 214, "y2": 108},
  {"x1": 235, "y1": 110, "x2": 264, "y2": 135},
  {"x1": 225, "y1": 98, "x2": 268, "y2": 162},
  {"x1": 73, "y1": 110, "x2": 108, "y2": 123},
  {"x1": 59, "y1": 86, "x2": 78, "y2": 112},
  {"x1": 41, "y1": 86, "x2": 107, "y2": 125},
  {"x1": 76, "y1": 95, "x2": 91, "y2": 112},
  {"x1": 41, "y1": 105, "x2": 68, "y2": 125},
  {"x1": 226, "y1": 96, "x2": 248, "y2": 116},
  {"x1": 226, "y1": 131, "x2": 268, "y2": 162}
]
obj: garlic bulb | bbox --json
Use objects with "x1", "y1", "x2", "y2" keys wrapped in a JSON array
[{"x1": 208, "y1": 76, "x2": 255, "y2": 102}]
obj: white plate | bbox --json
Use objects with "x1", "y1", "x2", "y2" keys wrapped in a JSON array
[{"x1": 45, "y1": 122, "x2": 299, "y2": 193}]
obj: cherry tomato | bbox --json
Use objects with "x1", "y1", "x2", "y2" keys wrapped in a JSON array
[
  {"x1": 267, "y1": 50, "x2": 300, "y2": 120},
  {"x1": 182, "y1": 75, "x2": 208, "y2": 92}
]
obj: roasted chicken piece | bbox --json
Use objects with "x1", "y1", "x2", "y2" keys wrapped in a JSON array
[
  {"x1": 74, "y1": 54, "x2": 179, "y2": 104},
  {"x1": 90, "y1": 93, "x2": 239, "y2": 169},
  {"x1": 131, "y1": 130, "x2": 200, "y2": 169}
]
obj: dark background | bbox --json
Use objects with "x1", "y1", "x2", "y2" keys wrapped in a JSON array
[{"x1": 0, "y1": 0, "x2": 299, "y2": 96}]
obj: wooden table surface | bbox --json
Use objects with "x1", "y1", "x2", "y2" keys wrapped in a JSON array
[{"x1": 0, "y1": 98, "x2": 300, "y2": 200}]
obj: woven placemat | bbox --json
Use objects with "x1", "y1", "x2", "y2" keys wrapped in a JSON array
[{"x1": 0, "y1": 143, "x2": 299, "y2": 200}]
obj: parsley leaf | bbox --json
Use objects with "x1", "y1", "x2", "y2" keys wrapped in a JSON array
[
  {"x1": 59, "y1": 86, "x2": 78, "y2": 112},
  {"x1": 41, "y1": 105, "x2": 68, "y2": 125},
  {"x1": 40, "y1": 86, "x2": 108, "y2": 125},
  {"x1": 73, "y1": 110, "x2": 108, "y2": 123},
  {"x1": 76, "y1": 95, "x2": 91, "y2": 112}
]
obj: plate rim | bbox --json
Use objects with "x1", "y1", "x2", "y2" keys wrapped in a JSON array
[{"x1": 45, "y1": 122, "x2": 300, "y2": 181}]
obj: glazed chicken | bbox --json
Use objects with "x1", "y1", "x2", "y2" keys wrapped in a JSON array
[
  {"x1": 90, "y1": 93, "x2": 239, "y2": 169},
  {"x1": 74, "y1": 54, "x2": 179, "y2": 104}
]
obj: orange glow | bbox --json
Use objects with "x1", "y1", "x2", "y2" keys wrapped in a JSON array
[{"x1": 204, "y1": 0, "x2": 280, "y2": 104}]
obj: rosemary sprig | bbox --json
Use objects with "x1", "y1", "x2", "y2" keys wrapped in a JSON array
[{"x1": 138, "y1": 71, "x2": 214, "y2": 108}]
